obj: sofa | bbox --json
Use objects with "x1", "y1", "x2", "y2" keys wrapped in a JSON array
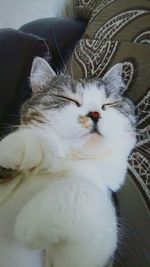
[{"x1": 0, "y1": 0, "x2": 149, "y2": 266}]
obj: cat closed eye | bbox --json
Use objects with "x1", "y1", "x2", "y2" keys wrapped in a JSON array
[
  {"x1": 54, "y1": 94, "x2": 81, "y2": 107},
  {"x1": 102, "y1": 101, "x2": 122, "y2": 110}
]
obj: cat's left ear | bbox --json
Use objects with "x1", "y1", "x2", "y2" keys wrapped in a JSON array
[
  {"x1": 30, "y1": 57, "x2": 56, "y2": 93},
  {"x1": 103, "y1": 63, "x2": 125, "y2": 95}
]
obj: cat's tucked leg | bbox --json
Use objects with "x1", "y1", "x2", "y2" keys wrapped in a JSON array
[
  {"x1": 0, "y1": 241, "x2": 42, "y2": 267},
  {"x1": 15, "y1": 178, "x2": 117, "y2": 267},
  {"x1": 52, "y1": 241, "x2": 112, "y2": 267},
  {"x1": 0, "y1": 128, "x2": 57, "y2": 172}
]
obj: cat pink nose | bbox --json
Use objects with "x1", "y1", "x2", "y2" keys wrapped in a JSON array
[{"x1": 87, "y1": 111, "x2": 101, "y2": 122}]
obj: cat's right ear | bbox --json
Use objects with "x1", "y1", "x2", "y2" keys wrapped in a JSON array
[
  {"x1": 30, "y1": 57, "x2": 56, "y2": 93},
  {"x1": 103, "y1": 63, "x2": 125, "y2": 95}
]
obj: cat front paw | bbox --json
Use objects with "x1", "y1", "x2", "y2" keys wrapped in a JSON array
[
  {"x1": 0, "y1": 129, "x2": 56, "y2": 172},
  {"x1": 0, "y1": 132, "x2": 25, "y2": 170}
]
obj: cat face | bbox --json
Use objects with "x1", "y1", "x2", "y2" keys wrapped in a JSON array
[{"x1": 21, "y1": 57, "x2": 136, "y2": 150}]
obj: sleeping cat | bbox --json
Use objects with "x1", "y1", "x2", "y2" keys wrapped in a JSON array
[{"x1": 0, "y1": 57, "x2": 136, "y2": 267}]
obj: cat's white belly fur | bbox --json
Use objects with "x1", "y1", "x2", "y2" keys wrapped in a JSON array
[
  {"x1": 0, "y1": 125, "x2": 135, "y2": 267},
  {"x1": 0, "y1": 172, "x2": 117, "y2": 267}
]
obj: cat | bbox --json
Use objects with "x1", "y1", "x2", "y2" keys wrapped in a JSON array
[{"x1": 0, "y1": 57, "x2": 136, "y2": 267}]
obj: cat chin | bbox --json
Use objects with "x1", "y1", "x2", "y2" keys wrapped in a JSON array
[
  {"x1": 86, "y1": 132, "x2": 102, "y2": 144},
  {"x1": 69, "y1": 132, "x2": 103, "y2": 160}
]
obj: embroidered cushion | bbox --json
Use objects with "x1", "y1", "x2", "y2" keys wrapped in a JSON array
[{"x1": 66, "y1": 1, "x2": 150, "y2": 266}]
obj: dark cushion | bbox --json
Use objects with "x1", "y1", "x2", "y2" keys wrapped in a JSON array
[
  {"x1": 0, "y1": 18, "x2": 87, "y2": 138},
  {"x1": 20, "y1": 17, "x2": 87, "y2": 72},
  {"x1": 0, "y1": 29, "x2": 45, "y2": 137}
]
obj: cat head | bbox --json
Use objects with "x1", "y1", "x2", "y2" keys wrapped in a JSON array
[{"x1": 21, "y1": 57, "x2": 136, "y2": 154}]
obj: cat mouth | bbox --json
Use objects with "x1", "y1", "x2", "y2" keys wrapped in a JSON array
[{"x1": 90, "y1": 125, "x2": 101, "y2": 136}]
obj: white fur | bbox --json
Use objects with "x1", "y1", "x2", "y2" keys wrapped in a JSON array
[{"x1": 0, "y1": 61, "x2": 136, "y2": 267}]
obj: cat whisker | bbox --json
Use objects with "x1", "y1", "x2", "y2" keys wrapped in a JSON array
[
  {"x1": 125, "y1": 62, "x2": 150, "y2": 74},
  {"x1": 131, "y1": 151, "x2": 149, "y2": 167},
  {"x1": 0, "y1": 123, "x2": 32, "y2": 128},
  {"x1": 0, "y1": 113, "x2": 21, "y2": 117},
  {"x1": 135, "y1": 144, "x2": 150, "y2": 151},
  {"x1": 138, "y1": 143, "x2": 150, "y2": 149},
  {"x1": 126, "y1": 75, "x2": 150, "y2": 84},
  {"x1": 41, "y1": 39, "x2": 51, "y2": 61},
  {"x1": 0, "y1": 123, "x2": 20, "y2": 127},
  {"x1": 135, "y1": 147, "x2": 150, "y2": 158},
  {"x1": 70, "y1": 54, "x2": 76, "y2": 81},
  {"x1": 52, "y1": 22, "x2": 69, "y2": 74}
]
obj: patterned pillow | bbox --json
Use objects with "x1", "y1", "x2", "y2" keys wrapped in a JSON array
[
  {"x1": 67, "y1": 0, "x2": 150, "y2": 207},
  {"x1": 66, "y1": 0, "x2": 150, "y2": 266}
]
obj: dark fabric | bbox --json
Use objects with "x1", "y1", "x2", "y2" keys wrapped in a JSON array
[
  {"x1": 0, "y1": 29, "x2": 46, "y2": 138},
  {"x1": 0, "y1": 18, "x2": 87, "y2": 138},
  {"x1": 20, "y1": 17, "x2": 87, "y2": 72},
  {"x1": 114, "y1": 175, "x2": 150, "y2": 267}
]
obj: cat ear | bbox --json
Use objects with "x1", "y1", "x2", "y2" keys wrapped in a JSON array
[
  {"x1": 30, "y1": 57, "x2": 56, "y2": 92},
  {"x1": 103, "y1": 63, "x2": 125, "y2": 95}
]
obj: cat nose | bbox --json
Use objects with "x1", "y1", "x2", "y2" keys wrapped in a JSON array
[{"x1": 87, "y1": 111, "x2": 101, "y2": 123}]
